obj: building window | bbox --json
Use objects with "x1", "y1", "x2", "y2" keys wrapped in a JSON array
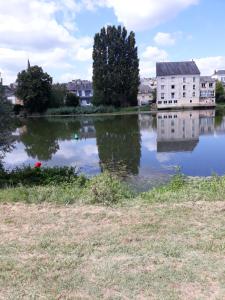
[
  {"x1": 202, "y1": 83, "x2": 206, "y2": 88},
  {"x1": 193, "y1": 85, "x2": 196, "y2": 90},
  {"x1": 183, "y1": 85, "x2": 186, "y2": 90},
  {"x1": 183, "y1": 77, "x2": 186, "y2": 83},
  {"x1": 193, "y1": 77, "x2": 196, "y2": 82},
  {"x1": 209, "y1": 83, "x2": 213, "y2": 88},
  {"x1": 169, "y1": 100, "x2": 172, "y2": 103},
  {"x1": 190, "y1": 100, "x2": 192, "y2": 103},
  {"x1": 171, "y1": 129, "x2": 175, "y2": 133},
  {"x1": 171, "y1": 85, "x2": 175, "y2": 89},
  {"x1": 158, "y1": 101, "x2": 162, "y2": 104},
  {"x1": 171, "y1": 76, "x2": 175, "y2": 81},
  {"x1": 183, "y1": 92, "x2": 186, "y2": 98},
  {"x1": 161, "y1": 77, "x2": 165, "y2": 81},
  {"x1": 171, "y1": 92, "x2": 175, "y2": 99},
  {"x1": 161, "y1": 93, "x2": 165, "y2": 99},
  {"x1": 164, "y1": 101, "x2": 167, "y2": 104},
  {"x1": 174, "y1": 100, "x2": 178, "y2": 103},
  {"x1": 161, "y1": 85, "x2": 165, "y2": 90},
  {"x1": 193, "y1": 92, "x2": 195, "y2": 97}
]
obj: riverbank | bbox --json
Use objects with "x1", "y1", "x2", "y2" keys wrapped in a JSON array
[{"x1": 1, "y1": 175, "x2": 225, "y2": 299}]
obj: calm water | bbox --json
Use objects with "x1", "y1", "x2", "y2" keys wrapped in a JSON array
[{"x1": 3, "y1": 109, "x2": 225, "y2": 190}]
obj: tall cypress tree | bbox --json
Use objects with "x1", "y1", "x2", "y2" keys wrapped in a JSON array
[{"x1": 92, "y1": 25, "x2": 140, "y2": 107}]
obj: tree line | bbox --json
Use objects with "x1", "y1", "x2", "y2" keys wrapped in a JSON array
[{"x1": 12, "y1": 25, "x2": 140, "y2": 114}]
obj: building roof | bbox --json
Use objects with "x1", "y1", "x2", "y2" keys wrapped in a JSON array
[
  {"x1": 213, "y1": 70, "x2": 225, "y2": 75},
  {"x1": 67, "y1": 79, "x2": 92, "y2": 91},
  {"x1": 156, "y1": 61, "x2": 200, "y2": 77},
  {"x1": 200, "y1": 76, "x2": 216, "y2": 83}
]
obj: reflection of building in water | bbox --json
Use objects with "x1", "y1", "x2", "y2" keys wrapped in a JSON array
[
  {"x1": 79, "y1": 120, "x2": 96, "y2": 139},
  {"x1": 157, "y1": 110, "x2": 215, "y2": 152},
  {"x1": 199, "y1": 110, "x2": 215, "y2": 135},
  {"x1": 138, "y1": 114, "x2": 156, "y2": 130}
]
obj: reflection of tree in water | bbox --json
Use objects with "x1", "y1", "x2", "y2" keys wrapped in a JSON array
[
  {"x1": 20, "y1": 118, "x2": 81, "y2": 161},
  {"x1": 94, "y1": 115, "x2": 141, "y2": 175},
  {"x1": 0, "y1": 106, "x2": 16, "y2": 168}
]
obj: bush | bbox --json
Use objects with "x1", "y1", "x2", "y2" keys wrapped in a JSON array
[
  {"x1": 46, "y1": 105, "x2": 116, "y2": 115},
  {"x1": 65, "y1": 93, "x2": 80, "y2": 107},
  {"x1": 13, "y1": 104, "x2": 23, "y2": 115},
  {"x1": 0, "y1": 166, "x2": 82, "y2": 188},
  {"x1": 83, "y1": 172, "x2": 132, "y2": 205}
]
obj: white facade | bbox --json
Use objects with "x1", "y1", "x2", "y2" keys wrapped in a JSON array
[
  {"x1": 200, "y1": 77, "x2": 216, "y2": 105},
  {"x1": 212, "y1": 71, "x2": 225, "y2": 83},
  {"x1": 157, "y1": 74, "x2": 201, "y2": 109}
]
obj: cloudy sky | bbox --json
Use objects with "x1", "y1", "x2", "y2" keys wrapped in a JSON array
[{"x1": 0, "y1": 0, "x2": 225, "y2": 84}]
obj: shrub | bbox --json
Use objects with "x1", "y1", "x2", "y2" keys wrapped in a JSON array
[
  {"x1": 46, "y1": 105, "x2": 116, "y2": 115},
  {"x1": 83, "y1": 172, "x2": 132, "y2": 205},
  {"x1": 65, "y1": 93, "x2": 80, "y2": 107},
  {"x1": 13, "y1": 104, "x2": 23, "y2": 115},
  {"x1": 0, "y1": 166, "x2": 82, "y2": 188}
]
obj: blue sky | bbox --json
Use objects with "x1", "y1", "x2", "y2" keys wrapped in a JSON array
[{"x1": 0, "y1": 0, "x2": 225, "y2": 84}]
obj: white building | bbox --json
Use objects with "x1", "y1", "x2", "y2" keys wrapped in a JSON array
[
  {"x1": 212, "y1": 70, "x2": 225, "y2": 85},
  {"x1": 67, "y1": 79, "x2": 93, "y2": 106},
  {"x1": 156, "y1": 61, "x2": 215, "y2": 109},
  {"x1": 138, "y1": 84, "x2": 154, "y2": 106},
  {"x1": 200, "y1": 76, "x2": 216, "y2": 105}
]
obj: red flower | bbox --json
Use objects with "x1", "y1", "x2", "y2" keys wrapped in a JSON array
[{"x1": 35, "y1": 162, "x2": 42, "y2": 168}]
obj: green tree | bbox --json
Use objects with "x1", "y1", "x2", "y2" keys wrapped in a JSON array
[
  {"x1": 16, "y1": 65, "x2": 52, "y2": 113},
  {"x1": 49, "y1": 83, "x2": 67, "y2": 108},
  {"x1": 65, "y1": 93, "x2": 80, "y2": 107},
  {"x1": 216, "y1": 81, "x2": 225, "y2": 103},
  {"x1": 93, "y1": 25, "x2": 140, "y2": 107}
]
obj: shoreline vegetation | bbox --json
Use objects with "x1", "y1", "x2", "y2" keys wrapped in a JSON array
[
  {"x1": 1, "y1": 167, "x2": 225, "y2": 298},
  {"x1": 1, "y1": 166, "x2": 225, "y2": 205}
]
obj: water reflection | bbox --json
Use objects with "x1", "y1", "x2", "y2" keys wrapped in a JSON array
[
  {"x1": 157, "y1": 110, "x2": 215, "y2": 152},
  {"x1": 4, "y1": 108, "x2": 225, "y2": 188}
]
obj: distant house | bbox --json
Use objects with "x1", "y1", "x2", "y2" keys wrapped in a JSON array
[
  {"x1": 212, "y1": 70, "x2": 225, "y2": 86},
  {"x1": 156, "y1": 61, "x2": 215, "y2": 109},
  {"x1": 200, "y1": 76, "x2": 216, "y2": 104},
  {"x1": 67, "y1": 79, "x2": 93, "y2": 106},
  {"x1": 138, "y1": 84, "x2": 154, "y2": 106}
]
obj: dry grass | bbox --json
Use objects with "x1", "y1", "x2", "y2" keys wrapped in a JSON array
[{"x1": 1, "y1": 201, "x2": 225, "y2": 299}]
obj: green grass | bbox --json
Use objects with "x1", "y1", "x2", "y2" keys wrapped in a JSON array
[
  {"x1": 2, "y1": 174, "x2": 225, "y2": 298},
  {"x1": 45, "y1": 105, "x2": 152, "y2": 116}
]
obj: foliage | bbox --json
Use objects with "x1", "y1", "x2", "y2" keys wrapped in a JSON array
[
  {"x1": 65, "y1": 93, "x2": 80, "y2": 107},
  {"x1": 46, "y1": 105, "x2": 116, "y2": 115},
  {"x1": 49, "y1": 83, "x2": 67, "y2": 108},
  {"x1": 93, "y1": 25, "x2": 140, "y2": 107},
  {"x1": 15, "y1": 65, "x2": 52, "y2": 113},
  {"x1": 13, "y1": 104, "x2": 23, "y2": 115},
  {"x1": 83, "y1": 172, "x2": 132, "y2": 205},
  {"x1": 0, "y1": 166, "x2": 81, "y2": 188},
  {"x1": 216, "y1": 81, "x2": 225, "y2": 103}
]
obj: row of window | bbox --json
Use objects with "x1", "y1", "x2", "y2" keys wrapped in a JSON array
[
  {"x1": 160, "y1": 83, "x2": 214, "y2": 89},
  {"x1": 160, "y1": 77, "x2": 196, "y2": 82},
  {"x1": 158, "y1": 100, "x2": 178, "y2": 104},
  {"x1": 161, "y1": 92, "x2": 196, "y2": 99},
  {"x1": 158, "y1": 100, "x2": 194, "y2": 105}
]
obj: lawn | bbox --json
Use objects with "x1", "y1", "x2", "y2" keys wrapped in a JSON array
[{"x1": 1, "y1": 199, "x2": 225, "y2": 299}]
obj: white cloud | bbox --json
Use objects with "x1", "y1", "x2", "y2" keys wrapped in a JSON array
[
  {"x1": 195, "y1": 56, "x2": 225, "y2": 75},
  {"x1": 140, "y1": 46, "x2": 168, "y2": 77},
  {"x1": 142, "y1": 46, "x2": 168, "y2": 61},
  {"x1": 97, "y1": 0, "x2": 199, "y2": 31},
  {"x1": 154, "y1": 32, "x2": 176, "y2": 46},
  {"x1": 0, "y1": 0, "x2": 93, "y2": 84}
]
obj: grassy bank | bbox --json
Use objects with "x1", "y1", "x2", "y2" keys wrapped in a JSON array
[
  {"x1": 1, "y1": 173, "x2": 225, "y2": 298},
  {"x1": 45, "y1": 105, "x2": 152, "y2": 116}
]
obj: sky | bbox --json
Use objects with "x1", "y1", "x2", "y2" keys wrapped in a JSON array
[{"x1": 0, "y1": 0, "x2": 225, "y2": 84}]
